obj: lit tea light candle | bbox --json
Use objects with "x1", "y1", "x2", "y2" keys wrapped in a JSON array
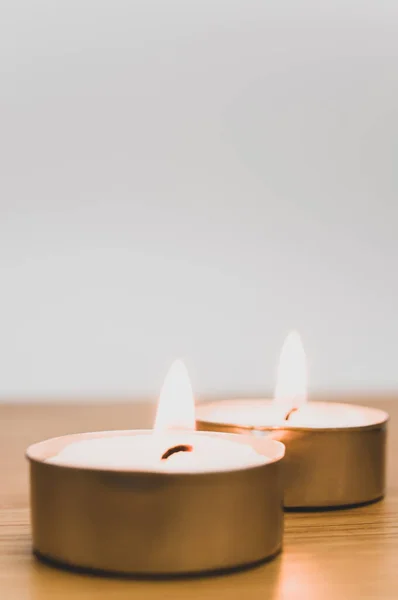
[
  {"x1": 27, "y1": 360, "x2": 285, "y2": 575},
  {"x1": 196, "y1": 332, "x2": 388, "y2": 509}
]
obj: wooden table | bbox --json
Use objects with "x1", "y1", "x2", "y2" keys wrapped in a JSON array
[{"x1": 1, "y1": 398, "x2": 397, "y2": 599}]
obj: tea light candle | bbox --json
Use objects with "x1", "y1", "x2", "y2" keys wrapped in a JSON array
[
  {"x1": 196, "y1": 333, "x2": 388, "y2": 509},
  {"x1": 27, "y1": 360, "x2": 285, "y2": 575}
]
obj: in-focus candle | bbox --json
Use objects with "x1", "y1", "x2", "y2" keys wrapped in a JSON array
[{"x1": 27, "y1": 360, "x2": 285, "y2": 575}]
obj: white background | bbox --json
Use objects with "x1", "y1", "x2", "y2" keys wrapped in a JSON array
[{"x1": 1, "y1": 0, "x2": 398, "y2": 399}]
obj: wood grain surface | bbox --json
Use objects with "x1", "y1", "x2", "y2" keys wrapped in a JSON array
[{"x1": 0, "y1": 397, "x2": 397, "y2": 599}]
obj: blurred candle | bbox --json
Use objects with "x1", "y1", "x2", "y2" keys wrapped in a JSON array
[{"x1": 196, "y1": 332, "x2": 388, "y2": 508}]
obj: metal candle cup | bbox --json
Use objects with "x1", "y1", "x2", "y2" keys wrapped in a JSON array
[
  {"x1": 27, "y1": 430, "x2": 285, "y2": 576},
  {"x1": 196, "y1": 400, "x2": 388, "y2": 509}
]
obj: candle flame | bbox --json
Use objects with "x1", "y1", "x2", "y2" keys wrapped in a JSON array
[
  {"x1": 154, "y1": 359, "x2": 196, "y2": 431},
  {"x1": 274, "y1": 331, "x2": 307, "y2": 413}
]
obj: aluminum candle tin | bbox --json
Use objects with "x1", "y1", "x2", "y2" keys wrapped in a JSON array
[
  {"x1": 196, "y1": 401, "x2": 388, "y2": 509},
  {"x1": 27, "y1": 430, "x2": 285, "y2": 576}
]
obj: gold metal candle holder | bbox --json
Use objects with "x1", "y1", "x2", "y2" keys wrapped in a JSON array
[
  {"x1": 196, "y1": 401, "x2": 388, "y2": 510},
  {"x1": 27, "y1": 430, "x2": 285, "y2": 576}
]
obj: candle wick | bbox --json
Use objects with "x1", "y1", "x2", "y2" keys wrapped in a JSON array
[
  {"x1": 161, "y1": 444, "x2": 193, "y2": 461},
  {"x1": 285, "y1": 407, "x2": 298, "y2": 421}
]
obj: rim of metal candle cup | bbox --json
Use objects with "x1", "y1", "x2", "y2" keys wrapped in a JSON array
[
  {"x1": 26, "y1": 430, "x2": 285, "y2": 576},
  {"x1": 196, "y1": 400, "x2": 389, "y2": 432},
  {"x1": 196, "y1": 400, "x2": 389, "y2": 510}
]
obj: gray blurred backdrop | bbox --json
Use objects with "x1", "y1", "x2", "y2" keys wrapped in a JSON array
[{"x1": 0, "y1": 1, "x2": 397, "y2": 399}]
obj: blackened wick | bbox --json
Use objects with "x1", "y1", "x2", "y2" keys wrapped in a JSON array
[
  {"x1": 285, "y1": 407, "x2": 298, "y2": 421},
  {"x1": 161, "y1": 444, "x2": 194, "y2": 461}
]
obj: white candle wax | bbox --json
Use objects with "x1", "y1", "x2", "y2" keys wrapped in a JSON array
[
  {"x1": 197, "y1": 400, "x2": 388, "y2": 429},
  {"x1": 47, "y1": 430, "x2": 270, "y2": 473}
]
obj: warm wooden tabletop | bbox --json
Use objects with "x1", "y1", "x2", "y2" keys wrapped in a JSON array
[{"x1": 0, "y1": 397, "x2": 397, "y2": 600}]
